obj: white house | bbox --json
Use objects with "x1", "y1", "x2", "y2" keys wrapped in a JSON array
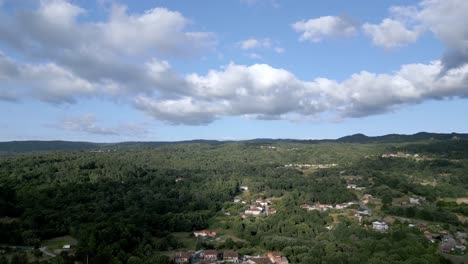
[
  {"x1": 372, "y1": 221, "x2": 389, "y2": 232},
  {"x1": 245, "y1": 207, "x2": 262, "y2": 216},
  {"x1": 409, "y1": 197, "x2": 420, "y2": 205}
]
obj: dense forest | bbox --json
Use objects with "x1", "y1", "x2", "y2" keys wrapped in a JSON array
[{"x1": 0, "y1": 136, "x2": 467, "y2": 263}]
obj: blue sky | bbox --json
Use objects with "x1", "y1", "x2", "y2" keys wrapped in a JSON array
[{"x1": 0, "y1": 0, "x2": 467, "y2": 142}]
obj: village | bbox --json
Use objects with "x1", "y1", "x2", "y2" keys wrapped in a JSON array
[
  {"x1": 184, "y1": 178, "x2": 466, "y2": 263},
  {"x1": 174, "y1": 249, "x2": 289, "y2": 264}
]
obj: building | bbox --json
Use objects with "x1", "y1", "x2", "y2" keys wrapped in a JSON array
[
  {"x1": 409, "y1": 197, "x2": 420, "y2": 205},
  {"x1": 244, "y1": 256, "x2": 273, "y2": 264},
  {"x1": 193, "y1": 230, "x2": 217, "y2": 238},
  {"x1": 356, "y1": 205, "x2": 372, "y2": 216},
  {"x1": 223, "y1": 251, "x2": 239, "y2": 263},
  {"x1": 256, "y1": 199, "x2": 270, "y2": 206},
  {"x1": 372, "y1": 221, "x2": 389, "y2": 232},
  {"x1": 267, "y1": 252, "x2": 289, "y2": 264},
  {"x1": 204, "y1": 250, "x2": 218, "y2": 261},
  {"x1": 245, "y1": 207, "x2": 263, "y2": 216},
  {"x1": 174, "y1": 251, "x2": 193, "y2": 264},
  {"x1": 301, "y1": 203, "x2": 333, "y2": 212},
  {"x1": 240, "y1": 186, "x2": 249, "y2": 191}
]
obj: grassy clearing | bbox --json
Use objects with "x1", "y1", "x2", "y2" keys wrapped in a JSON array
[
  {"x1": 441, "y1": 197, "x2": 468, "y2": 204},
  {"x1": 172, "y1": 232, "x2": 197, "y2": 250},
  {"x1": 42, "y1": 236, "x2": 77, "y2": 250}
]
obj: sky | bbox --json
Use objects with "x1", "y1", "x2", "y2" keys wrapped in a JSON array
[{"x1": 1, "y1": 0, "x2": 468, "y2": 142}]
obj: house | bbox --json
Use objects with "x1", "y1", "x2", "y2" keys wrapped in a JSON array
[
  {"x1": 267, "y1": 253, "x2": 289, "y2": 264},
  {"x1": 301, "y1": 203, "x2": 329, "y2": 212},
  {"x1": 347, "y1": 184, "x2": 357, "y2": 189},
  {"x1": 204, "y1": 250, "x2": 218, "y2": 261},
  {"x1": 409, "y1": 197, "x2": 420, "y2": 205},
  {"x1": 244, "y1": 256, "x2": 273, "y2": 264},
  {"x1": 256, "y1": 199, "x2": 270, "y2": 206},
  {"x1": 357, "y1": 205, "x2": 372, "y2": 216},
  {"x1": 174, "y1": 251, "x2": 193, "y2": 264},
  {"x1": 234, "y1": 198, "x2": 241, "y2": 203},
  {"x1": 223, "y1": 251, "x2": 239, "y2": 263},
  {"x1": 335, "y1": 203, "x2": 353, "y2": 210},
  {"x1": 62, "y1": 245, "x2": 71, "y2": 250},
  {"x1": 455, "y1": 244, "x2": 466, "y2": 251},
  {"x1": 193, "y1": 230, "x2": 217, "y2": 238},
  {"x1": 372, "y1": 221, "x2": 389, "y2": 232},
  {"x1": 245, "y1": 207, "x2": 263, "y2": 216},
  {"x1": 240, "y1": 186, "x2": 249, "y2": 191}
]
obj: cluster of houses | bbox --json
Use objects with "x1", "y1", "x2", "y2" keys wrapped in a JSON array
[
  {"x1": 174, "y1": 250, "x2": 288, "y2": 264},
  {"x1": 259, "y1": 146, "x2": 279, "y2": 150},
  {"x1": 238, "y1": 199, "x2": 277, "y2": 217},
  {"x1": 283, "y1": 163, "x2": 338, "y2": 169},
  {"x1": 381, "y1": 153, "x2": 420, "y2": 159},
  {"x1": 346, "y1": 184, "x2": 366, "y2": 191},
  {"x1": 410, "y1": 225, "x2": 467, "y2": 254},
  {"x1": 301, "y1": 201, "x2": 358, "y2": 212},
  {"x1": 193, "y1": 230, "x2": 218, "y2": 238},
  {"x1": 400, "y1": 196, "x2": 424, "y2": 207}
]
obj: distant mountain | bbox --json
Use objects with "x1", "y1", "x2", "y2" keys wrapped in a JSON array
[
  {"x1": 337, "y1": 132, "x2": 468, "y2": 143},
  {"x1": 1, "y1": 132, "x2": 467, "y2": 153},
  {"x1": 0, "y1": 140, "x2": 101, "y2": 153}
]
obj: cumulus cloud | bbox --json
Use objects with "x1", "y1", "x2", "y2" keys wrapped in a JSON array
[
  {"x1": 363, "y1": 0, "x2": 468, "y2": 70},
  {"x1": 292, "y1": 16, "x2": 357, "y2": 42},
  {"x1": 1, "y1": 0, "x2": 468, "y2": 127},
  {"x1": 238, "y1": 38, "x2": 284, "y2": 58},
  {"x1": 239, "y1": 38, "x2": 271, "y2": 50},
  {"x1": 133, "y1": 61, "x2": 468, "y2": 125},
  {"x1": 416, "y1": 0, "x2": 468, "y2": 70},
  {"x1": 57, "y1": 114, "x2": 149, "y2": 136},
  {"x1": 363, "y1": 19, "x2": 421, "y2": 49},
  {"x1": 0, "y1": 0, "x2": 213, "y2": 102}
]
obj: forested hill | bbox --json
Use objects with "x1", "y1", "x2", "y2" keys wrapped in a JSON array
[
  {"x1": 336, "y1": 132, "x2": 468, "y2": 143},
  {"x1": 0, "y1": 140, "x2": 100, "y2": 153},
  {"x1": 1, "y1": 132, "x2": 467, "y2": 153}
]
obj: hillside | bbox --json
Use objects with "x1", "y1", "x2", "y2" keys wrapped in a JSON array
[{"x1": 1, "y1": 132, "x2": 467, "y2": 153}]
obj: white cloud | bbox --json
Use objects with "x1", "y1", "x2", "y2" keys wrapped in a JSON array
[
  {"x1": 57, "y1": 114, "x2": 149, "y2": 136},
  {"x1": 416, "y1": 0, "x2": 468, "y2": 70},
  {"x1": 292, "y1": 16, "x2": 357, "y2": 42},
  {"x1": 239, "y1": 38, "x2": 271, "y2": 50},
  {"x1": 133, "y1": 61, "x2": 468, "y2": 125},
  {"x1": 0, "y1": 0, "x2": 214, "y2": 102},
  {"x1": 1, "y1": 0, "x2": 468, "y2": 127},
  {"x1": 363, "y1": 0, "x2": 468, "y2": 69},
  {"x1": 363, "y1": 19, "x2": 421, "y2": 49},
  {"x1": 238, "y1": 38, "x2": 284, "y2": 58}
]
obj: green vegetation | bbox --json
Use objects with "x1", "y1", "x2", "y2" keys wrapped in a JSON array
[{"x1": 0, "y1": 136, "x2": 467, "y2": 263}]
